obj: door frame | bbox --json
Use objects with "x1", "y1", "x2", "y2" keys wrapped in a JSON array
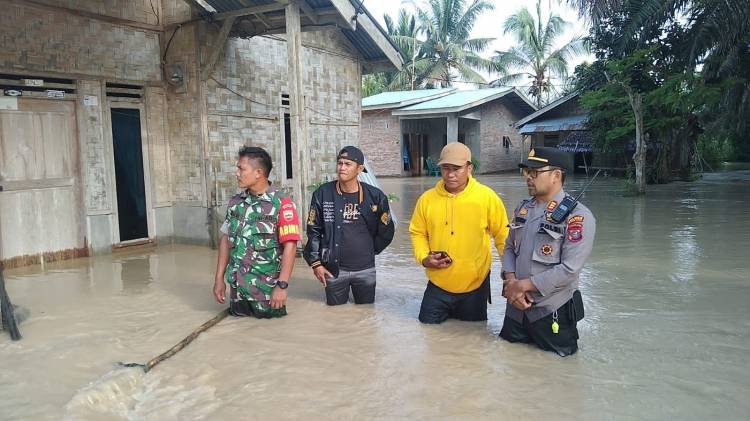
[{"x1": 104, "y1": 101, "x2": 154, "y2": 245}]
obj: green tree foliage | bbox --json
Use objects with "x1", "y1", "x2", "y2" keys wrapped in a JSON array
[
  {"x1": 362, "y1": 73, "x2": 388, "y2": 97},
  {"x1": 570, "y1": 0, "x2": 750, "y2": 193},
  {"x1": 415, "y1": 0, "x2": 496, "y2": 87},
  {"x1": 362, "y1": 0, "x2": 497, "y2": 96},
  {"x1": 570, "y1": 0, "x2": 750, "y2": 175},
  {"x1": 491, "y1": 0, "x2": 586, "y2": 107}
]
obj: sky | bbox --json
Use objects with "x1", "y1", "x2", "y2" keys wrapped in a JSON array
[{"x1": 362, "y1": 0, "x2": 595, "y2": 90}]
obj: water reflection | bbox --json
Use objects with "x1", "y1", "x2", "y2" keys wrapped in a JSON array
[
  {"x1": 1, "y1": 172, "x2": 749, "y2": 420},
  {"x1": 118, "y1": 256, "x2": 153, "y2": 294}
]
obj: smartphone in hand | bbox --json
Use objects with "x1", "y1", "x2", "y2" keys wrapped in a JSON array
[{"x1": 431, "y1": 250, "x2": 452, "y2": 264}]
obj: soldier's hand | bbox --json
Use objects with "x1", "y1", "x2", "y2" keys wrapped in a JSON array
[
  {"x1": 270, "y1": 287, "x2": 288, "y2": 309},
  {"x1": 213, "y1": 280, "x2": 226, "y2": 304},
  {"x1": 422, "y1": 253, "x2": 452, "y2": 269},
  {"x1": 313, "y1": 266, "x2": 333, "y2": 287}
]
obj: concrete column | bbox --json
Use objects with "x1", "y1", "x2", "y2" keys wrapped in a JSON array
[
  {"x1": 447, "y1": 114, "x2": 458, "y2": 142},
  {"x1": 286, "y1": 1, "x2": 310, "y2": 220}
]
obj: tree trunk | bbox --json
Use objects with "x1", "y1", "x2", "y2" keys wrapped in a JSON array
[
  {"x1": 609, "y1": 71, "x2": 648, "y2": 194},
  {"x1": 629, "y1": 91, "x2": 647, "y2": 194}
]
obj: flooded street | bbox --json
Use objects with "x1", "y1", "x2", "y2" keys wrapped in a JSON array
[{"x1": 2, "y1": 169, "x2": 749, "y2": 420}]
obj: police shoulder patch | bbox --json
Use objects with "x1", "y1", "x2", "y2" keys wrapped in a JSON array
[
  {"x1": 567, "y1": 222, "x2": 584, "y2": 243},
  {"x1": 568, "y1": 214, "x2": 584, "y2": 224}
]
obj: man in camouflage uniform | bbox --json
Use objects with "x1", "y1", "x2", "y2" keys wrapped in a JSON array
[{"x1": 213, "y1": 146, "x2": 301, "y2": 318}]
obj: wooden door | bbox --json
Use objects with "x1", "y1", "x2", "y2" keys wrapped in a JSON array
[{"x1": 0, "y1": 99, "x2": 85, "y2": 266}]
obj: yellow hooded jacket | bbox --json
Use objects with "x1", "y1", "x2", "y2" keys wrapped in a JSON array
[{"x1": 409, "y1": 176, "x2": 509, "y2": 293}]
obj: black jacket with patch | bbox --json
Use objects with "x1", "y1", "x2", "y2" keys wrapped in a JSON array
[{"x1": 303, "y1": 180, "x2": 395, "y2": 277}]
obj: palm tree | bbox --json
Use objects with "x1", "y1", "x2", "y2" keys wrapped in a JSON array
[
  {"x1": 491, "y1": 0, "x2": 585, "y2": 107},
  {"x1": 383, "y1": 9, "x2": 422, "y2": 90},
  {"x1": 414, "y1": 0, "x2": 496, "y2": 87}
]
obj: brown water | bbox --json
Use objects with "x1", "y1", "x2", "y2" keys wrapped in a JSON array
[{"x1": 1, "y1": 170, "x2": 749, "y2": 420}]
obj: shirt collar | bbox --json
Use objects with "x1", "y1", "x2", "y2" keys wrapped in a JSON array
[{"x1": 241, "y1": 185, "x2": 277, "y2": 202}]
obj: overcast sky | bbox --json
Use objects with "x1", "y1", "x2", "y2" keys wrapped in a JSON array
[{"x1": 362, "y1": 0, "x2": 594, "y2": 89}]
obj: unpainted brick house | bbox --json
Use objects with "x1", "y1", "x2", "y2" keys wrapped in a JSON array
[{"x1": 360, "y1": 88, "x2": 536, "y2": 176}]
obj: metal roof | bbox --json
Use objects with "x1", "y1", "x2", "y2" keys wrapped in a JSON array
[
  {"x1": 391, "y1": 88, "x2": 537, "y2": 116},
  {"x1": 515, "y1": 91, "x2": 580, "y2": 128},
  {"x1": 200, "y1": 0, "x2": 402, "y2": 67},
  {"x1": 362, "y1": 88, "x2": 456, "y2": 110},
  {"x1": 518, "y1": 115, "x2": 588, "y2": 134}
]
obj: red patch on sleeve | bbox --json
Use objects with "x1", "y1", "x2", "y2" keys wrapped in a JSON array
[
  {"x1": 567, "y1": 222, "x2": 583, "y2": 243},
  {"x1": 278, "y1": 197, "x2": 301, "y2": 243}
]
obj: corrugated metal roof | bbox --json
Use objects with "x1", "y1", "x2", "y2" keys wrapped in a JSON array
[
  {"x1": 362, "y1": 88, "x2": 456, "y2": 109},
  {"x1": 515, "y1": 92, "x2": 580, "y2": 128},
  {"x1": 518, "y1": 115, "x2": 588, "y2": 134},
  {"x1": 398, "y1": 88, "x2": 512, "y2": 112}
]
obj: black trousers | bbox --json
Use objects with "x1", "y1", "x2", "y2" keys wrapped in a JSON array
[
  {"x1": 499, "y1": 297, "x2": 580, "y2": 357},
  {"x1": 418, "y1": 275, "x2": 490, "y2": 324}
]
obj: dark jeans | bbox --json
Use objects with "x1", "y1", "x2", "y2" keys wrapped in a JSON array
[
  {"x1": 499, "y1": 297, "x2": 580, "y2": 357},
  {"x1": 229, "y1": 286, "x2": 287, "y2": 319},
  {"x1": 418, "y1": 275, "x2": 490, "y2": 324},
  {"x1": 325, "y1": 267, "x2": 377, "y2": 305}
]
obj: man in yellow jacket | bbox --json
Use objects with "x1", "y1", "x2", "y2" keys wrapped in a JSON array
[{"x1": 409, "y1": 142, "x2": 509, "y2": 324}]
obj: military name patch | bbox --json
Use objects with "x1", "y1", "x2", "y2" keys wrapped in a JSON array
[
  {"x1": 567, "y1": 222, "x2": 583, "y2": 242},
  {"x1": 541, "y1": 244, "x2": 554, "y2": 255}
]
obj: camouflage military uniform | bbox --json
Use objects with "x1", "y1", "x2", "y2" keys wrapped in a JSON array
[{"x1": 220, "y1": 186, "x2": 300, "y2": 318}]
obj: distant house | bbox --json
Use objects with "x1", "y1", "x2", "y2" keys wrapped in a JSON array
[
  {"x1": 515, "y1": 92, "x2": 594, "y2": 173},
  {"x1": 360, "y1": 88, "x2": 537, "y2": 176}
]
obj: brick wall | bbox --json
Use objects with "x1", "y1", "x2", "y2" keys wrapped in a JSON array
[
  {"x1": 360, "y1": 110, "x2": 402, "y2": 176},
  {"x1": 479, "y1": 100, "x2": 528, "y2": 173}
]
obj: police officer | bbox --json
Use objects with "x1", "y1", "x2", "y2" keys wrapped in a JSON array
[{"x1": 500, "y1": 147, "x2": 596, "y2": 356}]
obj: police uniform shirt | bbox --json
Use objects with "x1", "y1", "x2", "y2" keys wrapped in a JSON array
[{"x1": 502, "y1": 189, "x2": 596, "y2": 323}]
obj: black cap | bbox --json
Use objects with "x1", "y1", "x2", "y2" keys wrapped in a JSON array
[
  {"x1": 519, "y1": 147, "x2": 567, "y2": 169},
  {"x1": 337, "y1": 146, "x2": 368, "y2": 172}
]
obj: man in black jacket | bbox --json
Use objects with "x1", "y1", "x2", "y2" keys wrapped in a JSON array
[{"x1": 304, "y1": 146, "x2": 395, "y2": 305}]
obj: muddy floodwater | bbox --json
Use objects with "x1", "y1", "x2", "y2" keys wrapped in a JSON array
[{"x1": 2, "y1": 169, "x2": 749, "y2": 420}]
